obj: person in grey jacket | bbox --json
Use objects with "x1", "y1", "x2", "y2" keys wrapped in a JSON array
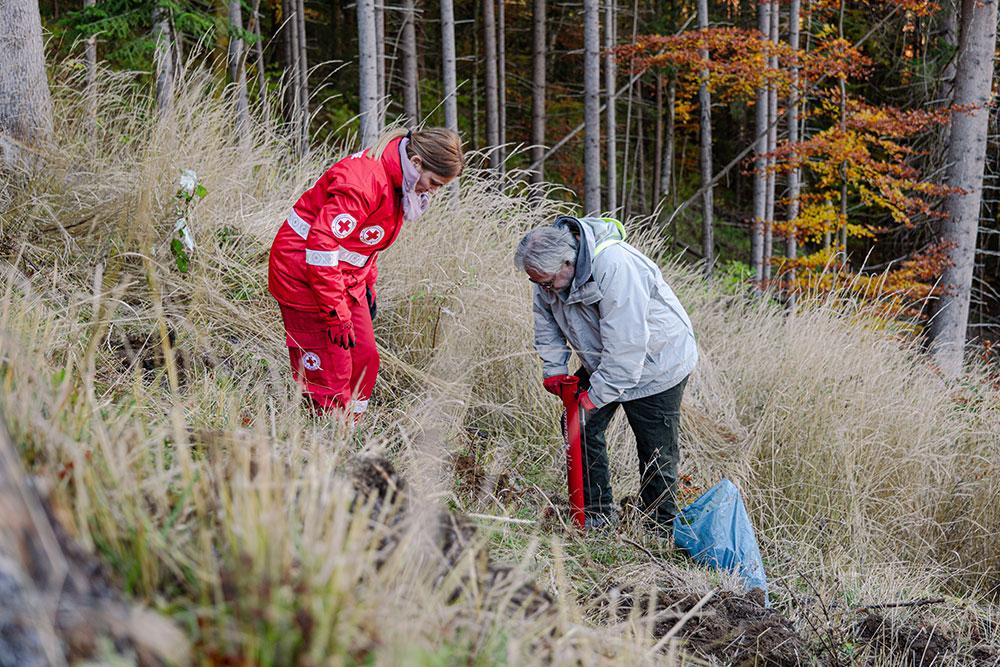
[{"x1": 514, "y1": 215, "x2": 698, "y2": 537}]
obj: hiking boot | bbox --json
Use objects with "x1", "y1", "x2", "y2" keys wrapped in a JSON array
[{"x1": 584, "y1": 510, "x2": 620, "y2": 531}]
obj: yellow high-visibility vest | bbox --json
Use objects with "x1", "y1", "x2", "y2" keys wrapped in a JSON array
[{"x1": 593, "y1": 217, "x2": 627, "y2": 257}]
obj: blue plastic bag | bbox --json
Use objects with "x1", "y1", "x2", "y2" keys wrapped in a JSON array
[{"x1": 674, "y1": 479, "x2": 769, "y2": 604}]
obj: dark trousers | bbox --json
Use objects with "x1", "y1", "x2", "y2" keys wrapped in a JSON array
[{"x1": 578, "y1": 372, "x2": 688, "y2": 531}]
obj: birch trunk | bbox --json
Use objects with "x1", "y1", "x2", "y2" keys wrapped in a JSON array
[
  {"x1": 0, "y1": 0, "x2": 54, "y2": 166},
  {"x1": 358, "y1": 0, "x2": 380, "y2": 145},
  {"x1": 228, "y1": 0, "x2": 251, "y2": 140},
  {"x1": 584, "y1": 0, "x2": 602, "y2": 213},
  {"x1": 440, "y1": 0, "x2": 459, "y2": 131},
  {"x1": 929, "y1": 0, "x2": 999, "y2": 376},
  {"x1": 483, "y1": 0, "x2": 500, "y2": 170},
  {"x1": 662, "y1": 75, "x2": 675, "y2": 203},
  {"x1": 605, "y1": 0, "x2": 618, "y2": 211},
  {"x1": 402, "y1": 0, "x2": 420, "y2": 123},
  {"x1": 751, "y1": 0, "x2": 770, "y2": 285},
  {"x1": 530, "y1": 0, "x2": 546, "y2": 185},
  {"x1": 697, "y1": 0, "x2": 715, "y2": 276}
]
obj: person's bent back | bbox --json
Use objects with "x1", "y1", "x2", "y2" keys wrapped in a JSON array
[{"x1": 514, "y1": 215, "x2": 697, "y2": 537}]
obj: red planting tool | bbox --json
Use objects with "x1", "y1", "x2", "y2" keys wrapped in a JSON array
[{"x1": 557, "y1": 376, "x2": 586, "y2": 530}]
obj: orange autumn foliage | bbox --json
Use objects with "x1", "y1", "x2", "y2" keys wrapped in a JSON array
[{"x1": 622, "y1": 9, "x2": 954, "y2": 320}]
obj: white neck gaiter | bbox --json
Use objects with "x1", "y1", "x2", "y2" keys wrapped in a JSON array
[{"x1": 399, "y1": 137, "x2": 431, "y2": 221}]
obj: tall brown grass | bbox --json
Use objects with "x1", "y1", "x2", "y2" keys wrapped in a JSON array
[{"x1": 1, "y1": 58, "x2": 997, "y2": 664}]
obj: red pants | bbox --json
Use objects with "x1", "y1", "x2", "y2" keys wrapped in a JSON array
[{"x1": 279, "y1": 298, "x2": 378, "y2": 414}]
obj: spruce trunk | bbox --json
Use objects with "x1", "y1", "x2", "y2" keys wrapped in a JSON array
[
  {"x1": 402, "y1": 0, "x2": 420, "y2": 124},
  {"x1": 152, "y1": 5, "x2": 175, "y2": 114},
  {"x1": 358, "y1": 0, "x2": 380, "y2": 145},
  {"x1": 583, "y1": 0, "x2": 601, "y2": 213},
  {"x1": 786, "y1": 0, "x2": 801, "y2": 300},
  {"x1": 228, "y1": 0, "x2": 251, "y2": 140},
  {"x1": 697, "y1": 0, "x2": 715, "y2": 276},
  {"x1": 530, "y1": 0, "x2": 546, "y2": 185},
  {"x1": 751, "y1": 0, "x2": 770, "y2": 286},
  {"x1": 605, "y1": 0, "x2": 618, "y2": 212},
  {"x1": 483, "y1": 0, "x2": 500, "y2": 170},
  {"x1": 440, "y1": 0, "x2": 459, "y2": 131}
]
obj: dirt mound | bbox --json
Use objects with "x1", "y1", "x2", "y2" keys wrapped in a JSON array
[
  {"x1": 605, "y1": 584, "x2": 813, "y2": 666},
  {"x1": 855, "y1": 611, "x2": 953, "y2": 666},
  {"x1": 854, "y1": 610, "x2": 999, "y2": 666}
]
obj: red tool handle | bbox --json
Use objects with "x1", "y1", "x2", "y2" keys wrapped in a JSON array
[{"x1": 557, "y1": 376, "x2": 586, "y2": 530}]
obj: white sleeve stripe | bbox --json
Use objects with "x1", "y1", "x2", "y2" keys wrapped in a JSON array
[
  {"x1": 338, "y1": 249, "x2": 371, "y2": 267},
  {"x1": 305, "y1": 249, "x2": 339, "y2": 266},
  {"x1": 286, "y1": 209, "x2": 311, "y2": 239}
]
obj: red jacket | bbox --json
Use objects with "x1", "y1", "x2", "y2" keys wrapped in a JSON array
[{"x1": 268, "y1": 138, "x2": 405, "y2": 321}]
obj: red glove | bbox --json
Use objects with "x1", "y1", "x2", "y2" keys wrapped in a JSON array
[
  {"x1": 579, "y1": 390, "x2": 597, "y2": 412},
  {"x1": 328, "y1": 320, "x2": 355, "y2": 349},
  {"x1": 543, "y1": 375, "x2": 573, "y2": 396}
]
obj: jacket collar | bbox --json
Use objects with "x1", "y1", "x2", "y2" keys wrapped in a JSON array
[{"x1": 378, "y1": 136, "x2": 405, "y2": 190}]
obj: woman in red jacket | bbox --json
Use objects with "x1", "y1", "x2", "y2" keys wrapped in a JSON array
[{"x1": 268, "y1": 127, "x2": 463, "y2": 418}]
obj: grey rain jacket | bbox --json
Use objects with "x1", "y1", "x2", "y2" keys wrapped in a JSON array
[{"x1": 532, "y1": 216, "x2": 698, "y2": 408}]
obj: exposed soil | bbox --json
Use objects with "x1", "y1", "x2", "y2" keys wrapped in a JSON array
[
  {"x1": 450, "y1": 447, "x2": 527, "y2": 507},
  {"x1": 854, "y1": 610, "x2": 1000, "y2": 666},
  {"x1": 855, "y1": 611, "x2": 954, "y2": 666},
  {"x1": 602, "y1": 584, "x2": 813, "y2": 666},
  {"x1": 452, "y1": 451, "x2": 486, "y2": 499}
]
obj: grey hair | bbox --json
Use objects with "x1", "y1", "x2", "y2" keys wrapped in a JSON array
[{"x1": 513, "y1": 226, "x2": 579, "y2": 275}]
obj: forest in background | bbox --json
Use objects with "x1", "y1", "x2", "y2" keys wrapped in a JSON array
[{"x1": 35, "y1": 0, "x2": 1000, "y2": 373}]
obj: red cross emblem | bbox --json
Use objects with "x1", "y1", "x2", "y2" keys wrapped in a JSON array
[
  {"x1": 302, "y1": 352, "x2": 321, "y2": 371},
  {"x1": 360, "y1": 225, "x2": 385, "y2": 245},
  {"x1": 331, "y1": 213, "x2": 356, "y2": 238}
]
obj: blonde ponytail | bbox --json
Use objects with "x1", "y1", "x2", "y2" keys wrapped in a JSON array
[
  {"x1": 371, "y1": 128, "x2": 409, "y2": 159},
  {"x1": 370, "y1": 126, "x2": 465, "y2": 179}
]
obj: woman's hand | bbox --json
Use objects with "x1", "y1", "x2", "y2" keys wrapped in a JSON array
[{"x1": 328, "y1": 320, "x2": 356, "y2": 349}]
